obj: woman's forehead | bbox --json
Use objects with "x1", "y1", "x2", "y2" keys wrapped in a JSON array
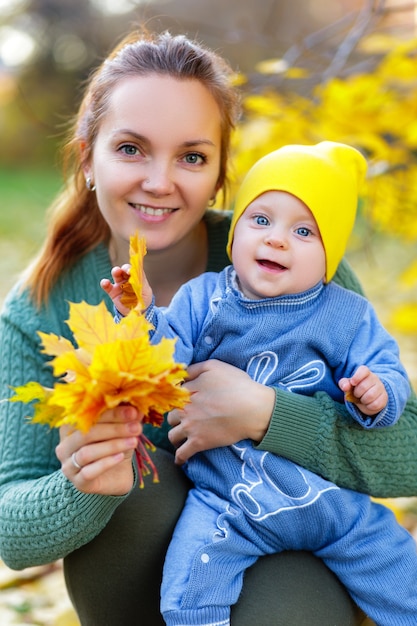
[{"x1": 100, "y1": 74, "x2": 222, "y2": 145}]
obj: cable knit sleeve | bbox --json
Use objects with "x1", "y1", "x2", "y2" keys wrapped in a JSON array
[
  {"x1": 257, "y1": 257, "x2": 417, "y2": 497},
  {"x1": 0, "y1": 251, "x2": 129, "y2": 570},
  {"x1": 259, "y1": 388, "x2": 417, "y2": 497}
]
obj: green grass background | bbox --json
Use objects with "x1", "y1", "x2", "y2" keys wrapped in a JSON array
[{"x1": 0, "y1": 168, "x2": 61, "y2": 303}]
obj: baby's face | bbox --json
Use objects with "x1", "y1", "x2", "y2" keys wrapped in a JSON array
[{"x1": 231, "y1": 191, "x2": 326, "y2": 300}]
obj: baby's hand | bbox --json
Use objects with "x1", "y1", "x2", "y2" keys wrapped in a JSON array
[
  {"x1": 100, "y1": 264, "x2": 131, "y2": 317},
  {"x1": 338, "y1": 365, "x2": 388, "y2": 416}
]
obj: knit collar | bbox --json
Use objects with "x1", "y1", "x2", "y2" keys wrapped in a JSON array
[{"x1": 226, "y1": 266, "x2": 325, "y2": 308}]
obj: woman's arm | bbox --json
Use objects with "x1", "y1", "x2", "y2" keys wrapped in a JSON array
[
  {"x1": 170, "y1": 358, "x2": 417, "y2": 497},
  {"x1": 0, "y1": 288, "x2": 140, "y2": 570},
  {"x1": 262, "y1": 386, "x2": 417, "y2": 496}
]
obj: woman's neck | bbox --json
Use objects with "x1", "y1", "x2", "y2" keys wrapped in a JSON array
[{"x1": 144, "y1": 220, "x2": 208, "y2": 307}]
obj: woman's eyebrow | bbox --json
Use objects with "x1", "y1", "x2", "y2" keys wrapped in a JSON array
[
  {"x1": 182, "y1": 139, "x2": 217, "y2": 148},
  {"x1": 112, "y1": 129, "x2": 148, "y2": 142}
]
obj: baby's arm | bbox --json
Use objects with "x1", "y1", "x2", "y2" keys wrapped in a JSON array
[
  {"x1": 101, "y1": 264, "x2": 153, "y2": 317},
  {"x1": 339, "y1": 365, "x2": 388, "y2": 416}
]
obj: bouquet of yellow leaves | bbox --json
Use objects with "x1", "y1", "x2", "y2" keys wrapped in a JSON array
[{"x1": 10, "y1": 233, "x2": 190, "y2": 487}]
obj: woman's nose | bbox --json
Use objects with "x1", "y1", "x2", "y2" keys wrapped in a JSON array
[{"x1": 142, "y1": 164, "x2": 175, "y2": 195}]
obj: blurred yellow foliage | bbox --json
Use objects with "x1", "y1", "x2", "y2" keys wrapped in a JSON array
[
  {"x1": 391, "y1": 304, "x2": 417, "y2": 334},
  {"x1": 230, "y1": 35, "x2": 417, "y2": 337},
  {"x1": 399, "y1": 260, "x2": 417, "y2": 289}
]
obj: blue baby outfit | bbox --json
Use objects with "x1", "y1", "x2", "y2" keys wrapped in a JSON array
[{"x1": 145, "y1": 267, "x2": 415, "y2": 626}]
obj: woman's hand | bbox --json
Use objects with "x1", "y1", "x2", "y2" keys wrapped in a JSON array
[
  {"x1": 56, "y1": 405, "x2": 143, "y2": 496},
  {"x1": 167, "y1": 359, "x2": 275, "y2": 465}
]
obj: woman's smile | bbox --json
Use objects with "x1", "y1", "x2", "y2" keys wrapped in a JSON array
[{"x1": 129, "y1": 202, "x2": 178, "y2": 219}]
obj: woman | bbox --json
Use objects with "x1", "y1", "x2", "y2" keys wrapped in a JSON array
[{"x1": 0, "y1": 30, "x2": 416, "y2": 625}]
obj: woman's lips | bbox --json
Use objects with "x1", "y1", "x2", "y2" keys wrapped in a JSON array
[
  {"x1": 129, "y1": 203, "x2": 177, "y2": 216},
  {"x1": 129, "y1": 203, "x2": 178, "y2": 222}
]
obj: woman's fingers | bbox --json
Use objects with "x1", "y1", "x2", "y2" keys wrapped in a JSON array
[
  {"x1": 56, "y1": 405, "x2": 143, "y2": 495},
  {"x1": 167, "y1": 359, "x2": 274, "y2": 464},
  {"x1": 62, "y1": 433, "x2": 139, "y2": 470}
]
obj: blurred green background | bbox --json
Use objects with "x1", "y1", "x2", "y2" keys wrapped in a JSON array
[{"x1": 0, "y1": 169, "x2": 60, "y2": 304}]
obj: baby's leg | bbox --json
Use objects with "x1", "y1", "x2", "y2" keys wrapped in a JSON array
[
  {"x1": 316, "y1": 492, "x2": 417, "y2": 625},
  {"x1": 161, "y1": 487, "x2": 265, "y2": 626}
]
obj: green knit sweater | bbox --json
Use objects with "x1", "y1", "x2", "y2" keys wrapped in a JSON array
[{"x1": 1, "y1": 211, "x2": 417, "y2": 570}]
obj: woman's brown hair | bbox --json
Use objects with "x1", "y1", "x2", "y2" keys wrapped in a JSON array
[{"x1": 25, "y1": 30, "x2": 241, "y2": 306}]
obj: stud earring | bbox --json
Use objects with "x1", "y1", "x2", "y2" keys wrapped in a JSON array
[{"x1": 86, "y1": 177, "x2": 96, "y2": 192}]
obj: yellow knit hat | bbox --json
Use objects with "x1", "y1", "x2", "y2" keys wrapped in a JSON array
[{"x1": 227, "y1": 141, "x2": 367, "y2": 282}]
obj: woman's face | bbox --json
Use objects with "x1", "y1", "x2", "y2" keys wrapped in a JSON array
[{"x1": 87, "y1": 75, "x2": 222, "y2": 263}]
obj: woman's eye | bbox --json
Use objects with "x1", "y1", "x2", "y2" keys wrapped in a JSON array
[
  {"x1": 254, "y1": 215, "x2": 269, "y2": 226},
  {"x1": 296, "y1": 227, "x2": 311, "y2": 237},
  {"x1": 120, "y1": 144, "x2": 139, "y2": 156},
  {"x1": 184, "y1": 153, "x2": 205, "y2": 165}
]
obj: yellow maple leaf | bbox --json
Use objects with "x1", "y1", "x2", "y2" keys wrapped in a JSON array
[
  {"x1": 10, "y1": 234, "x2": 190, "y2": 486},
  {"x1": 120, "y1": 232, "x2": 147, "y2": 311},
  {"x1": 9, "y1": 381, "x2": 66, "y2": 428}
]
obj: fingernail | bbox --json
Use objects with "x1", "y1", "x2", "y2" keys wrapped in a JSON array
[
  {"x1": 128, "y1": 421, "x2": 141, "y2": 434},
  {"x1": 122, "y1": 405, "x2": 135, "y2": 420}
]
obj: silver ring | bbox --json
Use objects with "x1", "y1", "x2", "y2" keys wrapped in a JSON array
[{"x1": 71, "y1": 451, "x2": 82, "y2": 471}]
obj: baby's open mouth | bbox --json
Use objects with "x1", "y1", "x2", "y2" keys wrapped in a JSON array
[{"x1": 257, "y1": 259, "x2": 287, "y2": 271}]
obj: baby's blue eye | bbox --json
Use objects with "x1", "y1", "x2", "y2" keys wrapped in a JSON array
[
  {"x1": 296, "y1": 227, "x2": 311, "y2": 237},
  {"x1": 255, "y1": 215, "x2": 269, "y2": 226}
]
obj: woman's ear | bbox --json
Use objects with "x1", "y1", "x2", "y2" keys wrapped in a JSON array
[
  {"x1": 79, "y1": 141, "x2": 91, "y2": 177},
  {"x1": 215, "y1": 178, "x2": 223, "y2": 194}
]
